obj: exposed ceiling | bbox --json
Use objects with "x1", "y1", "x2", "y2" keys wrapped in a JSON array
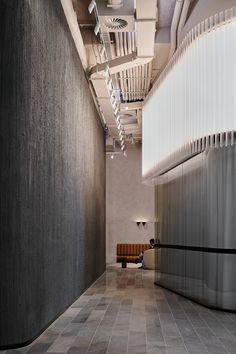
[{"x1": 68, "y1": 0, "x2": 193, "y2": 155}]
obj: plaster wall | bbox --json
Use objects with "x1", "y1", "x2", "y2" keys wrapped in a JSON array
[{"x1": 106, "y1": 147, "x2": 155, "y2": 263}]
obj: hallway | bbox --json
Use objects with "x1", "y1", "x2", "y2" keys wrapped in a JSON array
[{"x1": 3, "y1": 266, "x2": 236, "y2": 354}]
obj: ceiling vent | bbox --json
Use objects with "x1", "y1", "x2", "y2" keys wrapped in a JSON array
[
  {"x1": 96, "y1": 0, "x2": 135, "y2": 32},
  {"x1": 104, "y1": 17, "x2": 128, "y2": 31}
]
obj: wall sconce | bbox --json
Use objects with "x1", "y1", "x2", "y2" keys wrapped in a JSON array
[{"x1": 136, "y1": 221, "x2": 148, "y2": 229}]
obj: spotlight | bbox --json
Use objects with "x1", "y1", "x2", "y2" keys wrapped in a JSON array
[
  {"x1": 94, "y1": 22, "x2": 100, "y2": 36},
  {"x1": 99, "y1": 45, "x2": 105, "y2": 57},
  {"x1": 110, "y1": 95, "x2": 116, "y2": 107},
  {"x1": 88, "y1": 0, "x2": 96, "y2": 14},
  {"x1": 107, "y1": 78, "x2": 113, "y2": 91},
  {"x1": 112, "y1": 100, "x2": 116, "y2": 109},
  {"x1": 114, "y1": 106, "x2": 119, "y2": 116},
  {"x1": 111, "y1": 154, "x2": 114, "y2": 159},
  {"x1": 104, "y1": 65, "x2": 109, "y2": 77}
]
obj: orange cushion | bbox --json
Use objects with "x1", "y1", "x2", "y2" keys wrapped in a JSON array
[{"x1": 116, "y1": 244, "x2": 150, "y2": 262}]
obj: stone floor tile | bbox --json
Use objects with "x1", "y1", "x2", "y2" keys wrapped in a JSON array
[
  {"x1": 184, "y1": 342, "x2": 208, "y2": 354},
  {"x1": 107, "y1": 335, "x2": 128, "y2": 354},
  {"x1": 220, "y1": 338, "x2": 236, "y2": 353},
  {"x1": 4, "y1": 267, "x2": 236, "y2": 354},
  {"x1": 164, "y1": 336, "x2": 184, "y2": 346},
  {"x1": 26, "y1": 343, "x2": 52, "y2": 353},
  {"x1": 166, "y1": 346, "x2": 188, "y2": 354}
]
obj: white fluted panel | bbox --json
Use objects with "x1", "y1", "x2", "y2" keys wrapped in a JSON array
[{"x1": 143, "y1": 19, "x2": 236, "y2": 178}]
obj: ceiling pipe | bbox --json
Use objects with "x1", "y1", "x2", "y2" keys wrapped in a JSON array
[
  {"x1": 107, "y1": 0, "x2": 123, "y2": 9},
  {"x1": 90, "y1": 0, "x2": 157, "y2": 77},
  {"x1": 177, "y1": 0, "x2": 191, "y2": 47},
  {"x1": 168, "y1": 0, "x2": 184, "y2": 60}
]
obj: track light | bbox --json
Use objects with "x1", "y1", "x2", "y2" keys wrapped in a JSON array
[
  {"x1": 104, "y1": 65, "x2": 109, "y2": 77},
  {"x1": 88, "y1": 0, "x2": 96, "y2": 14},
  {"x1": 94, "y1": 22, "x2": 100, "y2": 36},
  {"x1": 107, "y1": 78, "x2": 113, "y2": 91},
  {"x1": 110, "y1": 95, "x2": 116, "y2": 107},
  {"x1": 99, "y1": 45, "x2": 105, "y2": 57},
  {"x1": 114, "y1": 107, "x2": 119, "y2": 116}
]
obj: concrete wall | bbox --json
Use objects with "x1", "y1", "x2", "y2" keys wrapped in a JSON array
[
  {"x1": 0, "y1": 0, "x2": 105, "y2": 348},
  {"x1": 106, "y1": 147, "x2": 155, "y2": 263}
]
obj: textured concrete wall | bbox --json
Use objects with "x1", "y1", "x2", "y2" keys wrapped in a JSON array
[
  {"x1": 0, "y1": 0, "x2": 105, "y2": 348},
  {"x1": 106, "y1": 147, "x2": 155, "y2": 263}
]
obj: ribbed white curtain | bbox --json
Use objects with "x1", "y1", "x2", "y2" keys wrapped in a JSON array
[{"x1": 142, "y1": 19, "x2": 236, "y2": 178}]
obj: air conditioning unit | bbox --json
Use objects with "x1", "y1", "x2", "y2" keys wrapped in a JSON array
[{"x1": 96, "y1": 0, "x2": 135, "y2": 32}]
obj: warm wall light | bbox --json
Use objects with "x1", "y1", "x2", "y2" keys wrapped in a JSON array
[{"x1": 136, "y1": 221, "x2": 148, "y2": 229}]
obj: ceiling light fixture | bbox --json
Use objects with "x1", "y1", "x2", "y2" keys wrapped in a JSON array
[
  {"x1": 104, "y1": 65, "x2": 109, "y2": 77},
  {"x1": 94, "y1": 22, "x2": 100, "y2": 36},
  {"x1": 114, "y1": 107, "x2": 119, "y2": 116},
  {"x1": 88, "y1": 0, "x2": 96, "y2": 14},
  {"x1": 99, "y1": 45, "x2": 105, "y2": 57},
  {"x1": 107, "y1": 78, "x2": 113, "y2": 91}
]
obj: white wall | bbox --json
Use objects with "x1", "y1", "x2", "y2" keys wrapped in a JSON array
[{"x1": 106, "y1": 146, "x2": 155, "y2": 263}]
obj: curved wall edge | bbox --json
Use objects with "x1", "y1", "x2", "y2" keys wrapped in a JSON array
[{"x1": 155, "y1": 145, "x2": 236, "y2": 311}]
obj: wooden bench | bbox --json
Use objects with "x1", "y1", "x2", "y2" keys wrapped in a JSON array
[{"x1": 116, "y1": 243, "x2": 150, "y2": 263}]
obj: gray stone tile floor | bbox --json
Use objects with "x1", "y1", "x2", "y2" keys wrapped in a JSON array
[{"x1": 3, "y1": 264, "x2": 236, "y2": 354}]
